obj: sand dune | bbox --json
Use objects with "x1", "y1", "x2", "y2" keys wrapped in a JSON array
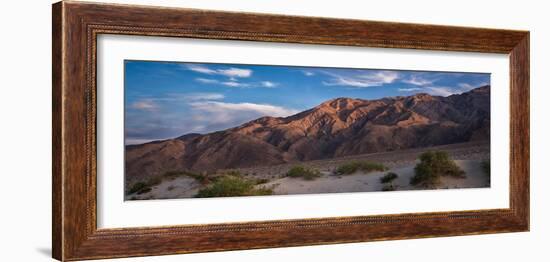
[{"x1": 261, "y1": 160, "x2": 489, "y2": 196}]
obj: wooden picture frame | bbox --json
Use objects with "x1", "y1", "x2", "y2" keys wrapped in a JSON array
[{"x1": 52, "y1": 1, "x2": 529, "y2": 261}]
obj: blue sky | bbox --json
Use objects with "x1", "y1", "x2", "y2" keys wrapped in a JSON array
[{"x1": 125, "y1": 60, "x2": 490, "y2": 145}]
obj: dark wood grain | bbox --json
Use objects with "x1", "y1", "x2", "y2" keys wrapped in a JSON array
[
  {"x1": 52, "y1": 1, "x2": 530, "y2": 261},
  {"x1": 509, "y1": 35, "x2": 530, "y2": 225},
  {"x1": 52, "y1": 2, "x2": 63, "y2": 260}
]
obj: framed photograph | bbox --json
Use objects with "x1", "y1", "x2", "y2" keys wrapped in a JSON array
[{"x1": 52, "y1": 1, "x2": 529, "y2": 261}]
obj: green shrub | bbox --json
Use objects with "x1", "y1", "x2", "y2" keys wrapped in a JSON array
[
  {"x1": 255, "y1": 178, "x2": 270, "y2": 184},
  {"x1": 127, "y1": 182, "x2": 148, "y2": 195},
  {"x1": 335, "y1": 161, "x2": 388, "y2": 175},
  {"x1": 224, "y1": 170, "x2": 245, "y2": 178},
  {"x1": 127, "y1": 176, "x2": 162, "y2": 195},
  {"x1": 195, "y1": 176, "x2": 273, "y2": 198},
  {"x1": 410, "y1": 151, "x2": 465, "y2": 188},
  {"x1": 380, "y1": 172, "x2": 399, "y2": 184},
  {"x1": 286, "y1": 166, "x2": 322, "y2": 180}
]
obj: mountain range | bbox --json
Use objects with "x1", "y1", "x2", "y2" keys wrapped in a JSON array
[{"x1": 125, "y1": 85, "x2": 490, "y2": 183}]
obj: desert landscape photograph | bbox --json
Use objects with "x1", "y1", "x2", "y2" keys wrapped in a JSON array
[{"x1": 124, "y1": 60, "x2": 491, "y2": 200}]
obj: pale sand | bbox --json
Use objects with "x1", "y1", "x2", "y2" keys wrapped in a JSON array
[
  {"x1": 127, "y1": 160, "x2": 489, "y2": 200},
  {"x1": 125, "y1": 142, "x2": 490, "y2": 200},
  {"x1": 259, "y1": 160, "x2": 489, "y2": 195},
  {"x1": 127, "y1": 176, "x2": 200, "y2": 200}
]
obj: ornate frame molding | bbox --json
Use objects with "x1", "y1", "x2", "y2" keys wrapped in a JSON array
[{"x1": 53, "y1": 1, "x2": 529, "y2": 261}]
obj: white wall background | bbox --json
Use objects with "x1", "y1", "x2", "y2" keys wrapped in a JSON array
[{"x1": 0, "y1": 0, "x2": 546, "y2": 261}]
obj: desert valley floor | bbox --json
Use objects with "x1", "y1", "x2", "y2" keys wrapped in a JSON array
[{"x1": 125, "y1": 141, "x2": 490, "y2": 200}]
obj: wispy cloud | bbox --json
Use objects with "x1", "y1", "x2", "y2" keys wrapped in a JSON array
[
  {"x1": 186, "y1": 64, "x2": 252, "y2": 78},
  {"x1": 401, "y1": 82, "x2": 488, "y2": 97},
  {"x1": 398, "y1": 87, "x2": 423, "y2": 92},
  {"x1": 190, "y1": 101, "x2": 298, "y2": 118},
  {"x1": 195, "y1": 78, "x2": 249, "y2": 87},
  {"x1": 303, "y1": 71, "x2": 315, "y2": 76},
  {"x1": 322, "y1": 70, "x2": 399, "y2": 88},
  {"x1": 186, "y1": 64, "x2": 216, "y2": 74},
  {"x1": 129, "y1": 93, "x2": 225, "y2": 109},
  {"x1": 182, "y1": 93, "x2": 225, "y2": 101},
  {"x1": 423, "y1": 86, "x2": 461, "y2": 96},
  {"x1": 217, "y1": 68, "x2": 252, "y2": 78},
  {"x1": 195, "y1": 78, "x2": 277, "y2": 88},
  {"x1": 222, "y1": 81, "x2": 250, "y2": 87},
  {"x1": 424, "y1": 82, "x2": 488, "y2": 97},
  {"x1": 402, "y1": 75, "x2": 435, "y2": 86},
  {"x1": 260, "y1": 81, "x2": 278, "y2": 88},
  {"x1": 458, "y1": 82, "x2": 487, "y2": 91},
  {"x1": 189, "y1": 101, "x2": 299, "y2": 131},
  {"x1": 195, "y1": 78, "x2": 219, "y2": 84},
  {"x1": 130, "y1": 100, "x2": 158, "y2": 111}
]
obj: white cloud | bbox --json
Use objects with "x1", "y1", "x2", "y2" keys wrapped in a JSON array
[
  {"x1": 402, "y1": 75, "x2": 435, "y2": 86},
  {"x1": 457, "y1": 82, "x2": 487, "y2": 91},
  {"x1": 222, "y1": 81, "x2": 250, "y2": 87},
  {"x1": 186, "y1": 64, "x2": 216, "y2": 74},
  {"x1": 217, "y1": 68, "x2": 252, "y2": 78},
  {"x1": 141, "y1": 92, "x2": 225, "y2": 102},
  {"x1": 196, "y1": 78, "x2": 276, "y2": 88},
  {"x1": 398, "y1": 87, "x2": 423, "y2": 92},
  {"x1": 458, "y1": 83, "x2": 474, "y2": 89},
  {"x1": 401, "y1": 82, "x2": 488, "y2": 97},
  {"x1": 195, "y1": 78, "x2": 219, "y2": 84},
  {"x1": 260, "y1": 81, "x2": 278, "y2": 88},
  {"x1": 188, "y1": 101, "x2": 300, "y2": 131},
  {"x1": 190, "y1": 101, "x2": 298, "y2": 118},
  {"x1": 183, "y1": 93, "x2": 225, "y2": 101},
  {"x1": 398, "y1": 80, "x2": 488, "y2": 96},
  {"x1": 369, "y1": 71, "x2": 400, "y2": 83},
  {"x1": 423, "y1": 86, "x2": 461, "y2": 97},
  {"x1": 186, "y1": 64, "x2": 252, "y2": 78},
  {"x1": 303, "y1": 71, "x2": 315, "y2": 76},
  {"x1": 322, "y1": 70, "x2": 399, "y2": 88},
  {"x1": 196, "y1": 78, "x2": 248, "y2": 87},
  {"x1": 130, "y1": 100, "x2": 158, "y2": 111}
]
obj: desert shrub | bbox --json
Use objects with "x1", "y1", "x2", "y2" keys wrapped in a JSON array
[
  {"x1": 410, "y1": 161, "x2": 440, "y2": 188},
  {"x1": 136, "y1": 187, "x2": 152, "y2": 194},
  {"x1": 382, "y1": 184, "x2": 396, "y2": 191},
  {"x1": 127, "y1": 176, "x2": 163, "y2": 195},
  {"x1": 410, "y1": 151, "x2": 465, "y2": 188},
  {"x1": 335, "y1": 161, "x2": 388, "y2": 175},
  {"x1": 127, "y1": 182, "x2": 148, "y2": 195},
  {"x1": 224, "y1": 170, "x2": 244, "y2": 177},
  {"x1": 195, "y1": 176, "x2": 273, "y2": 198},
  {"x1": 286, "y1": 166, "x2": 322, "y2": 180},
  {"x1": 255, "y1": 178, "x2": 270, "y2": 184},
  {"x1": 380, "y1": 172, "x2": 399, "y2": 184}
]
